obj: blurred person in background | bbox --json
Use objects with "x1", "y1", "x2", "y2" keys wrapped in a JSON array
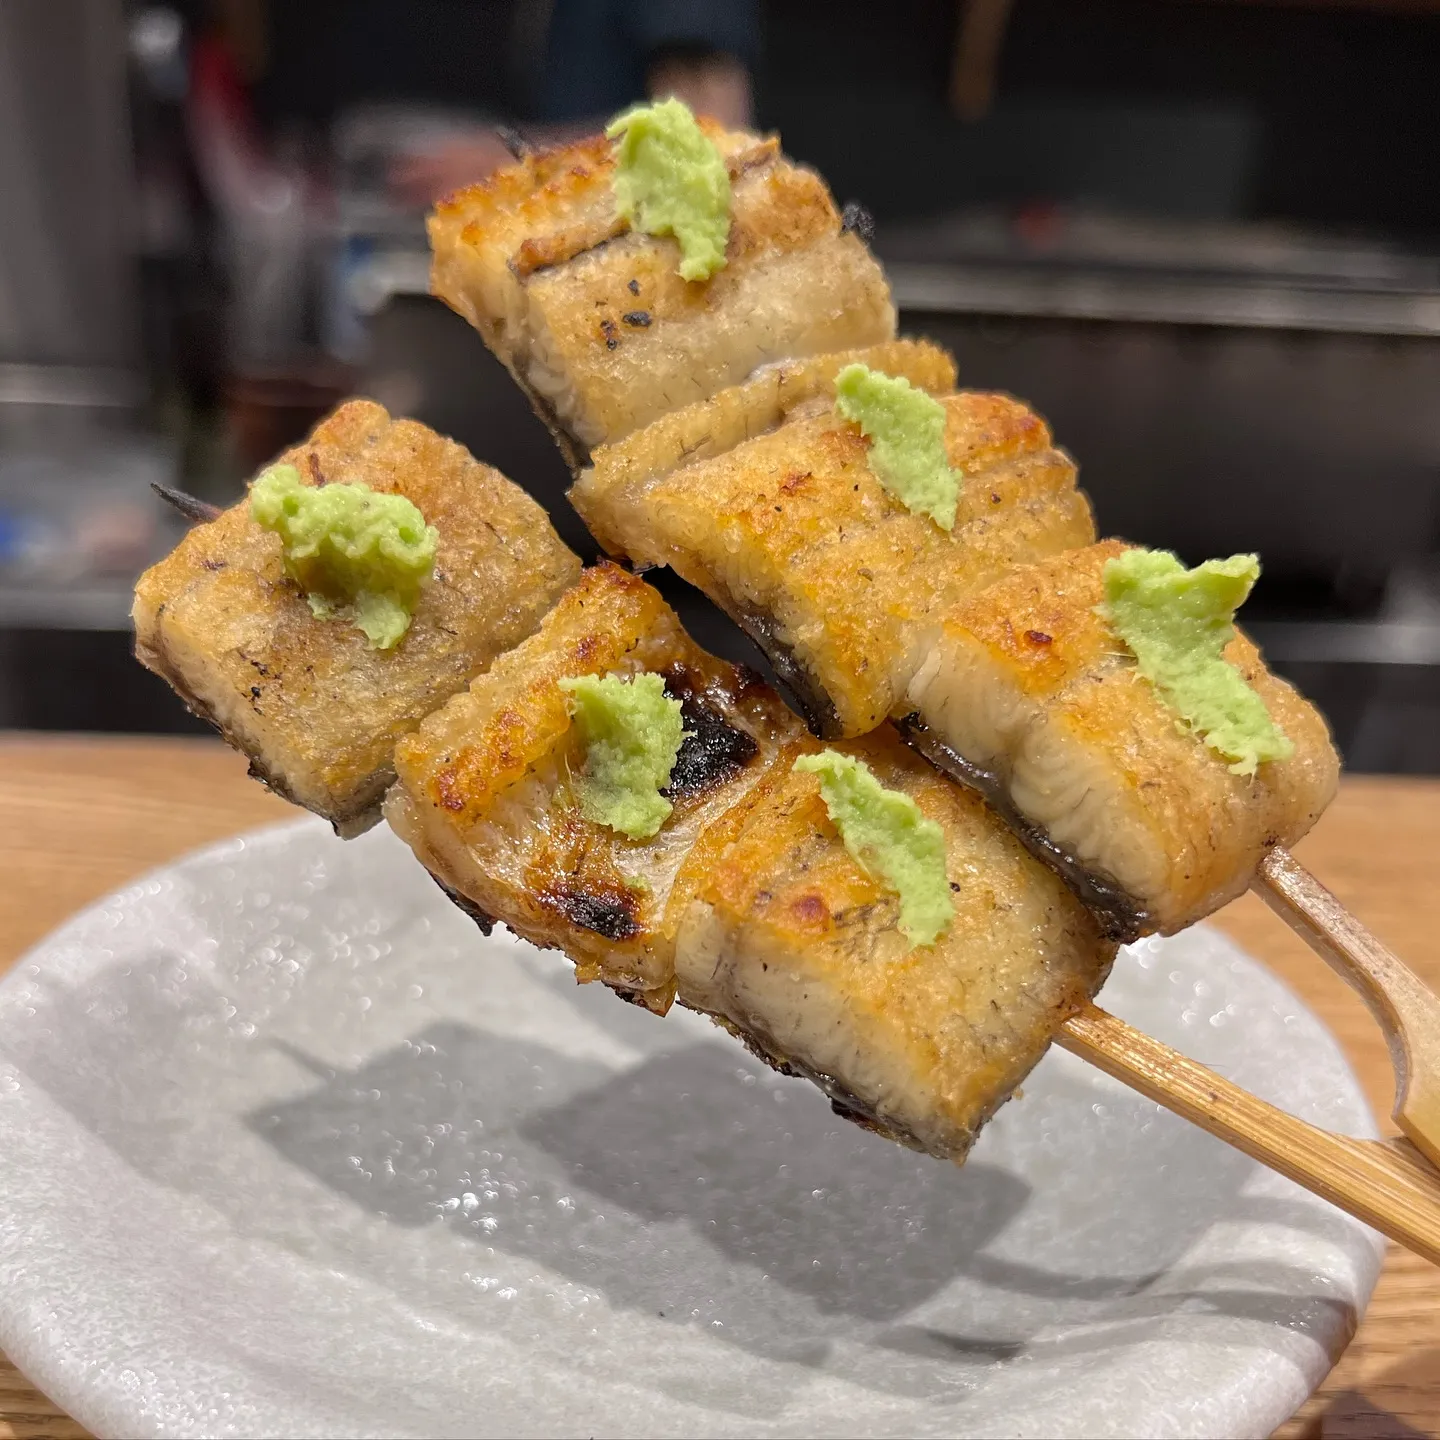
[
  {"x1": 389, "y1": 0, "x2": 758, "y2": 204},
  {"x1": 250, "y1": 0, "x2": 758, "y2": 207}
]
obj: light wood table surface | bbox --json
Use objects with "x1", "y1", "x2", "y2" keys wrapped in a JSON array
[{"x1": 0, "y1": 735, "x2": 1435, "y2": 1439}]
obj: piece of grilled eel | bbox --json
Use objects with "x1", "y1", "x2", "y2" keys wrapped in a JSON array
[
  {"x1": 385, "y1": 563, "x2": 808, "y2": 1012},
  {"x1": 427, "y1": 124, "x2": 895, "y2": 459},
  {"x1": 903, "y1": 541, "x2": 1340, "y2": 939},
  {"x1": 570, "y1": 340, "x2": 1096, "y2": 738},
  {"x1": 133, "y1": 400, "x2": 581, "y2": 835},
  {"x1": 385, "y1": 564, "x2": 1115, "y2": 1163}
]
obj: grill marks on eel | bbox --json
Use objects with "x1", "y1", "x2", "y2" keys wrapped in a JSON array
[
  {"x1": 547, "y1": 886, "x2": 642, "y2": 941},
  {"x1": 537, "y1": 662, "x2": 763, "y2": 946},
  {"x1": 662, "y1": 663, "x2": 761, "y2": 796}
]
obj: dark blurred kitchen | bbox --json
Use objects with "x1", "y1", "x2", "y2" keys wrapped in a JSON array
[{"x1": 2, "y1": 0, "x2": 1438, "y2": 770}]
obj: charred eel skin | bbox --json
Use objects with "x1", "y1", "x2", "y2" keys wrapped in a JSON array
[
  {"x1": 731, "y1": 605, "x2": 846, "y2": 740},
  {"x1": 661, "y1": 663, "x2": 760, "y2": 796},
  {"x1": 895, "y1": 713, "x2": 1152, "y2": 944}
]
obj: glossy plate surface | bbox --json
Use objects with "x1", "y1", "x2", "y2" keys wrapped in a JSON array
[{"x1": 0, "y1": 820, "x2": 1382, "y2": 1438}]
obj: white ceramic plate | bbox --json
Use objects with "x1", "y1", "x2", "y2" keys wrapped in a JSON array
[{"x1": 0, "y1": 820, "x2": 1381, "y2": 1439}]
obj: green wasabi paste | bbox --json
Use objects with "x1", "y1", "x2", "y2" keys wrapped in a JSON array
[
  {"x1": 834, "y1": 364, "x2": 959, "y2": 530},
  {"x1": 249, "y1": 464, "x2": 437, "y2": 650},
  {"x1": 607, "y1": 98, "x2": 731, "y2": 282},
  {"x1": 793, "y1": 749, "x2": 953, "y2": 947},
  {"x1": 560, "y1": 672, "x2": 689, "y2": 840},
  {"x1": 1101, "y1": 548, "x2": 1294, "y2": 776}
]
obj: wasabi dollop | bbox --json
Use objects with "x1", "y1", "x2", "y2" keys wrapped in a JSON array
[
  {"x1": 561, "y1": 672, "x2": 689, "y2": 839},
  {"x1": 834, "y1": 364, "x2": 959, "y2": 530},
  {"x1": 250, "y1": 464, "x2": 437, "y2": 649},
  {"x1": 793, "y1": 749, "x2": 953, "y2": 947},
  {"x1": 1102, "y1": 548, "x2": 1293, "y2": 776},
  {"x1": 607, "y1": 98, "x2": 731, "y2": 282}
]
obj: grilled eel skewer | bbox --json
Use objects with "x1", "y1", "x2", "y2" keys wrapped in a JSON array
[
  {"x1": 423, "y1": 113, "x2": 1337, "y2": 949},
  {"x1": 556, "y1": 335, "x2": 1440, "y2": 1258},
  {"x1": 427, "y1": 112, "x2": 1440, "y2": 1253},
  {"x1": 134, "y1": 409, "x2": 1440, "y2": 1264}
]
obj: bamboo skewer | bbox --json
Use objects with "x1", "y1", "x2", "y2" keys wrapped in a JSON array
[
  {"x1": 1057, "y1": 1003, "x2": 1440, "y2": 1266},
  {"x1": 1056, "y1": 843, "x2": 1440, "y2": 1267},
  {"x1": 152, "y1": 483, "x2": 221, "y2": 524},
  {"x1": 1253, "y1": 846, "x2": 1440, "y2": 1170}
]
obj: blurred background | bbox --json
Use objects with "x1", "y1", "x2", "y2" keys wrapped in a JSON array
[{"x1": 1, "y1": 0, "x2": 1437, "y2": 769}]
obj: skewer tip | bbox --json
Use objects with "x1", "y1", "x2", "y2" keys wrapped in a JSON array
[
  {"x1": 841, "y1": 201, "x2": 876, "y2": 246},
  {"x1": 152, "y1": 483, "x2": 222, "y2": 524},
  {"x1": 495, "y1": 124, "x2": 533, "y2": 160}
]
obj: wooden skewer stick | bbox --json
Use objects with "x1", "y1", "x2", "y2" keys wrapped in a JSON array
[
  {"x1": 1252, "y1": 846, "x2": 1440, "y2": 1170},
  {"x1": 152, "y1": 483, "x2": 222, "y2": 524},
  {"x1": 1057, "y1": 1003, "x2": 1440, "y2": 1266},
  {"x1": 495, "y1": 124, "x2": 533, "y2": 160},
  {"x1": 1054, "y1": 843, "x2": 1440, "y2": 1267}
]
